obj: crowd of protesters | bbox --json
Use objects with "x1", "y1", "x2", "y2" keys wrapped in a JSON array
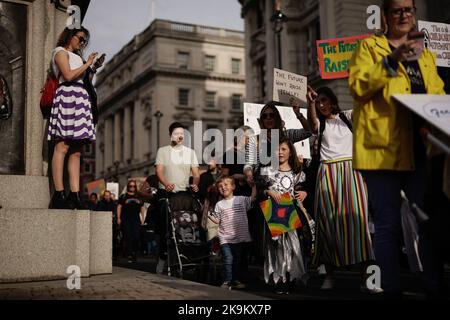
[{"x1": 46, "y1": 0, "x2": 449, "y2": 300}]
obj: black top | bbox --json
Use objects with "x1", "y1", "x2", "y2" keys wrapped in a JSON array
[
  {"x1": 388, "y1": 45, "x2": 427, "y2": 162},
  {"x1": 118, "y1": 193, "x2": 142, "y2": 221}
]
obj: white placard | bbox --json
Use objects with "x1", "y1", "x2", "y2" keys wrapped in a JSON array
[
  {"x1": 106, "y1": 182, "x2": 119, "y2": 201},
  {"x1": 273, "y1": 68, "x2": 308, "y2": 105},
  {"x1": 243, "y1": 103, "x2": 311, "y2": 159},
  {"x1": 418, "y1": 20, "x2": 450, "y2": 68},
  {"x1": 393, "y1": 94, "x2": 450, "y2": 137}
]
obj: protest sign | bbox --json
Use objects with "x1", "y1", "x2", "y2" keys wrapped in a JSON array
[
  {"x1": 316, "y1": 34, "x2": 369, "y2": 79},
  {"x1": 418, "y1": 20, "x2": 450, "y2": 67},
  {"x1": 393, "y1": 94, "x2": 450, "y2": 137},
  {"x1": 86, "y1": 179, "x2": 106, "y2": 198},
  {"x1": 273, "y1": 68, "x2": 308, "y2": 105},
  {"x1": 106, "y1": 182, "x2": 119, "y2": 200},
  {"x1": 243, "y1": 102, "x2": 311, "y2": 159}
]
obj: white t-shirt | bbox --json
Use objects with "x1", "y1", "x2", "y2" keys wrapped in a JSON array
[
  {"x1": 213, "y1": 196, "x2": 252, "y2": 245},
  {"x1": 155, "y1": 145, "x2": 199, "y2": 192},
  {"x1": 52, "y1": 46, "x2": 84, "y2": 84},
  {"x1": 319, "y1": 110, "x2": 353, "y2": 161}
]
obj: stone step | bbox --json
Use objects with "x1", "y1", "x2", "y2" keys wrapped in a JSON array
[
  {"x1": 0, "y1": 175, "x2": 50, "y2": 209},
  {"x1": 0, "y1": 208, "x2": 112, "y2": 283}
]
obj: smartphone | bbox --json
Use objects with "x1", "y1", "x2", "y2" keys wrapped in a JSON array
[
  {"x1": 406, "y1": 31, "x2": 424, "y2": 61},
  {"x1": 94, "y1": 53, "x2": 106, "y2": 68},
  {"x1": 407, "y1": 31, "x2": 425, "y2": 40}
]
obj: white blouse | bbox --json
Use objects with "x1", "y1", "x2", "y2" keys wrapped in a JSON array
[
  {"x1": 319, "y1": 110, "x2": 353, "y2": 162},
  {"x1": 52, "y1": 47, "x2": 84, "y2": 84}
]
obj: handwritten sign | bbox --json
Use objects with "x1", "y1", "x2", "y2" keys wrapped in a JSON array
[
  {"x1": 243, "y1": 103, "x2": 311, "y2": 159},
  {"x1": 316, "y1": 34, "x2": 369, "y2": 79},
  {"x1": 273, "y1": 68, "x2": 307, "y2": 105},
  {"x1": 418, "y1": 20, "x2": 450, "y2": 68},
  {"x1": 393, "y1": 94, "x2": 450, "y2": 137}
]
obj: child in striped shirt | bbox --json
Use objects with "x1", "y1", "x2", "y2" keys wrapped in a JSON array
[{"x1": 209, "y1": 176, "x2": 256, "y2": 289}]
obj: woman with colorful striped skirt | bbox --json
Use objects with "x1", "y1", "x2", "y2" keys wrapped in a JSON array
[
  {"x1": 48, "y1": 27, "x2": 99, "y2": 209},
  {"x1": 306, "y1": 86, "x2": 379, "y2": 293}
]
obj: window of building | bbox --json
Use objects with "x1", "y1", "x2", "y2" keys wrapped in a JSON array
[
  {"x1": 178, "y1": 88, "x2": 189, "y2": 106},
  {"x1": 205, "y1": 55, "x2": 215, "y2": 72},
  {"x1": 177, "y1": 52, "x2": 189, "y2": 69},
  {"x1": 84, "y1": 163, "x2": 92, "y2": 174},
  {"x1": 231, "y1": 58, "x2": 241, "y2": 74},
  {"x1": 231, "y1": 94, "x2": 242, "y2": 110},
  {"x1": 84, "y1": 144, "x2": 92, "y2": 155},
  {"x1": 205, "y1": 91, "x2": 216, "y2": 108}
]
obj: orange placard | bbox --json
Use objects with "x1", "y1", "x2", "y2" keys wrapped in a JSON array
[{"x1": 316, "y1": 34, "x2": 370, "y2": 79}]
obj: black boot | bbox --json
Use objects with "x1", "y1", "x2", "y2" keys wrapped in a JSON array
[
  {"x1": 49, "y1": 190, "x2": 67, "y2": 209},
  {"x1": 66, "y1": 191, "x2": 85, "y2": 210}
]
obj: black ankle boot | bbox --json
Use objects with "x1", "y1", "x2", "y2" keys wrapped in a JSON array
[
  {"x1": 66, "y1": 192, "x2": 85, "y2": 210},
  {"x1": 50, "y1": 190, "x2": 67, "y2": 209}
]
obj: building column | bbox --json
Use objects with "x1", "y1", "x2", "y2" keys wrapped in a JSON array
[
  {"x1": 265, "y1": 0, "x2": 276, "y2": 100},
  {"x1": 104, "y1": 117, "x2": 113, "y2": 169},
  {"x1": 124, "y1": 105, "x2": 132, "y2": 162},
  {"x1": 114, "y1": 112, "x2": 121, "y2": 164}
]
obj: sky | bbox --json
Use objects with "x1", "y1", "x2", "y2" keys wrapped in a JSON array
[{"x1": 83, "y1": 0, "x2": 244, "y2": 61}]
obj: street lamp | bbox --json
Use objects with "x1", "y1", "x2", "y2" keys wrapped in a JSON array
[
  {"x1": 271, "y1": 0, "x2": 287, "y2": 69},
  {"x1": 154, "y1": 110, "x2": 163, "y2": 149}
]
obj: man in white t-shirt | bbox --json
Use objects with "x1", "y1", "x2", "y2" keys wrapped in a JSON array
[
  {"x1": 155, "y1": 122, "x2": 200, "y2": 193},
  {"x1": 154, "y1": 122, "x2": 200, "y2": 273}
]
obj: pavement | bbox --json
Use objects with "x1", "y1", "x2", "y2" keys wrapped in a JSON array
[
  {"x1": 0, "y1": 266, "x2": 268, "y2": 300},
  {"x1": 1, "y1": 254, "x2": 449, "y2": 300}
]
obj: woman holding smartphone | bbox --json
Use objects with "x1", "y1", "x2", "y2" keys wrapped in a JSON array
[{"x1": 349, "y1": 0, "x2": 445, "y2": 299}]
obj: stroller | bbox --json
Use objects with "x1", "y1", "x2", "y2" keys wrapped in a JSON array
[{"x1": 160, "y1": 190, "x2": 210, "y2": 278}]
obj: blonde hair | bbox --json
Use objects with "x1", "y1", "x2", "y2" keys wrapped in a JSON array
[{"x1": 216, "y1": 176, "x2": 235, "y2": 187}]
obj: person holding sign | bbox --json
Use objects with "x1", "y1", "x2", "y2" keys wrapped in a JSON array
[
  {"x1": 306, "y1": 86, "x2": 376, "y2": 293},
  {"x1": 348, "y1": 0, "x2": 445, "y2": 299}
]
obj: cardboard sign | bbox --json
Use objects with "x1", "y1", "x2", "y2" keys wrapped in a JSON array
[
  {"x1": 86, "y1": 179, "x2": 106, "y2": 198},
  {"x1": 273, "y1": 68, "x2": 307, "y2": 105},
  {"x1": 316, "y1": 34, "x2": 370, "y2": 79},
  {"x1": 243, "y1": 102, "x2": 311, "y2": 159},
  {"x1": 106, "y1": 182, "x2": 119, "y2": 201},
  {"x1": 418, "y1": 20, "x2": 450, "y2": 68},
  {"x1": 393, "y1": 94, "x2": 450, "y2": 137}
]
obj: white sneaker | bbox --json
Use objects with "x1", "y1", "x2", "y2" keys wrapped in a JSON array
[
  {"x1": 320, "y1": 276, "x2": 335, "y2": 290},
  {"x1": 317, "y1": 264, "x2": 327, "y2": 276},
  {"x1": 361, "y1": 284, "x2": 384, "y2": 294},
  {"x1": 156, "y1": 258, "x2": 166, "y2": 274}
]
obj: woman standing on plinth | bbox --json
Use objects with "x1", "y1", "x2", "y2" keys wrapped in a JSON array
[{"x1": 48, "y1": 27, "x2": 99, "y2": 209}]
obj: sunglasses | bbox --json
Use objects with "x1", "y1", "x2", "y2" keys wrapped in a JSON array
[
  {"x1": 129, "y1": 185, "x2": 137, "y2": 188},
  {"x1": 74, "y1": 35, "x2": 87, "y2": 45},
  {"x1": 261, "y1": 113, "x2": 276, "y2": 120}
]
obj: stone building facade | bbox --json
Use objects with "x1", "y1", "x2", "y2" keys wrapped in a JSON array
[
  {"x1": 95, "y1": 19, "x2": 245, "y2": 187},
  {"x1": 238, "y1": 0, "x2": 431, "y2": 108}
]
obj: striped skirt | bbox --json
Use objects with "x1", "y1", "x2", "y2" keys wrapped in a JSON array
[
  {"x1": 47, "y1": 82, "x2": 95, "y2": 142},
  {"x1": 312, "y1": 159, "x2": 374, "y2": 267}
]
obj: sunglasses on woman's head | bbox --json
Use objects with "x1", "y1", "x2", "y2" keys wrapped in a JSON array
[{"x1": 261, "y1": 113, "x2": 275, "y2": 120}]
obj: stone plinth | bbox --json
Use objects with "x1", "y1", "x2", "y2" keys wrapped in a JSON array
[
  {"x1": 0, "y1": 209, "x2": 112, "y2": 283},
  {"x1": 0, "y1": 175, "x2": 50, "y2": 209}
]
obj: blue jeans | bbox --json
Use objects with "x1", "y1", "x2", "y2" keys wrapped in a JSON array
[
  {"x1": 221, "y1": 243, "x2": 248, "y2": 283},
  {"x1": 362, "y1": 165, "x2": 426, "y2": 295}
]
